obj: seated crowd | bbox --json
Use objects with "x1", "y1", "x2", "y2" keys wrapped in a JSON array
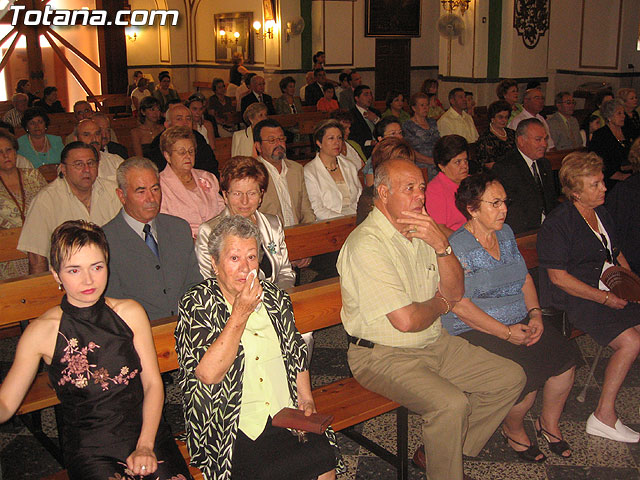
[{"x1": 1, "y1": 64, "x2": 640, "y2": 480}]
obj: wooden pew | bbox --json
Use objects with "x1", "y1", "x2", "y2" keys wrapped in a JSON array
[
  {"x1": 215, "y1": 136, "x2": 233, "y2": 172},
  {"x1": 284, "y1": 215, "x2": 357, "y2": 261},
  {"x1": 21, "y1": 277, "x2": 409, "y2": 480},
  {"x1": 111, "y1": 116, "x2": 139, "y2": 157},
  {"x1": 0, "y1": 228, "x2": 26, "y2": 263},
  {"x1": 547, "y1": 147, "x2": 586, "y2": 171}
]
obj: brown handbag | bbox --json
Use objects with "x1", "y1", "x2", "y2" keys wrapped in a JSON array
[{"x1": 272, "y1": 407, "x2": 334, "y2": 434}]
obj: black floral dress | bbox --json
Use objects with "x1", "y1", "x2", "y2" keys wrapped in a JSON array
[{"x1": 48, "y1": 295, "x2": 191, "y2": 480}]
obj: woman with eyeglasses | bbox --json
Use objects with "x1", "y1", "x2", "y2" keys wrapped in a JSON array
[
  {"x1": 159, "y1": 126, "x2": 225, "y2": 238},
  {"x1": 425, "y1": 135, "x2": 470, "y2": 237},
  {"x1": 538, "y1": 151, "x2": 640, "y2": 444},
  {"x1": 195, "y1": 155, "x2": 295, "y2": 289},
  {"x1": 439, "y1": 171, "x2": 578, "y2": 463}
]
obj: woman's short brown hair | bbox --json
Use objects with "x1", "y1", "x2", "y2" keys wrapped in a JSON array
[
  {"x1": 243, "y1": 102, "x2": 268, "y2": 125},
  {"x1": 559, "y1": 151, "x2": 604, "y2": 201},
  {"x1": 50, "y1": 220, "x2": 109, "y2": 274},
  {"x1": 159, "y1": 126, "x2": 195, "y2": 154},
  {"x1": 219, "y1": 156, "x2": 269, "y2": 192},
  {"x1": 496, "y1": 79, "x2": 518, "y2": 99},
  {"x1": 313, "y1": 119, "x2": 344, "y2": 151},
  {"x1": 409, "y1": 92, "x2": 429, "y2": 109},
  {"x1": 371, "y1": 137, "x2": 415, "y2": 172},
  {"x1": 0, "y1": 128, "x2": 19, "y2": 150}
]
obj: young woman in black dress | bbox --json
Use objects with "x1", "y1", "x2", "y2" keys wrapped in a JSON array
[{"x1": 0, "y1": 220, "x2": 191, "y2": 480}]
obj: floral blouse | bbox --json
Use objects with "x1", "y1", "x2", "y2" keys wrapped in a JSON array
[
  {"x1": 475, "y1": 127, "x2": 517, "y2": 167},
  {"x1": 175, "y1": 278, "x2": 343, "y2": 479},
  {"x1": 0, "y1": 167, "x2": 47, "y2": 279}
]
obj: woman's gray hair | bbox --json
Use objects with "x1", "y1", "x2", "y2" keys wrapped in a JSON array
[
  {"x1": 207, "y1": 215, "x2": 261, "y2": 262},
  {"x1": 601, "y1": 99, "x2": 624, "y2": 121}
]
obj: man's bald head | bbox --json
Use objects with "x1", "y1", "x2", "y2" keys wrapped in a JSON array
[
  {"x1": 75, "y1": 119, "x2": 101, "y2": 151},
  {"x1": 164, "y1": 104, "x2": 193, "y2": 128}
]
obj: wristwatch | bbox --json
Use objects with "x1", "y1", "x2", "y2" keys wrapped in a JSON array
[{"x1": 436, "y1": 245, "x2": 452, "y2": 257}]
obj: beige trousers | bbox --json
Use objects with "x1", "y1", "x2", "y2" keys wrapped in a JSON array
[{"x1": 347, "y1": 330, "x2": 526, "y2": 480}]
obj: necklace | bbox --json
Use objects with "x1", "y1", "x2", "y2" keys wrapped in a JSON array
[
  {"x1": 0, "y1": 169, "x2": 26, "y2": 221},
  {"x1": 325, "y1": 163, "x2": 338, "y2": 172},
  {"x1": 490, "y1": 123, "x2": 507, "y2": 139},
  {"x1": 28, "y1": 134, "x2": 49, "y2": 153}
]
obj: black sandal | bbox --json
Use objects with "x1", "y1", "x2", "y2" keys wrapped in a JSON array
[
  {"x1": 535, "y1": 418, "x2": 572, "y2": 458},
  {"x1": 501, "y1": 429, "x2": 546, "y2": 463}
]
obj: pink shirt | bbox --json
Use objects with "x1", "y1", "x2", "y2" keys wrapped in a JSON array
[
  {"x1": 425, "y1": 172, "x2": 466, "y2": 232},
  {"x1": 159, "y1": 166, "x2": 225, "y2": 238}
]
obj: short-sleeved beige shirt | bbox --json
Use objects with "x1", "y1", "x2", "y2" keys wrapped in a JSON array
[
  {"x1": 17, "y1": 176, "x2": 121, "y2": 258},
  {"x1": 337, "y1": 207, "x2": 442, "y2": 348}
]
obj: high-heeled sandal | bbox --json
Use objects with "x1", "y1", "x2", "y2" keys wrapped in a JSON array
[
  {"x1": 536, "y1": 418, "x2": 571, "y2": 458},
  {"x1": 501, "y1": 429, "x2": 546, "y2": 462}
]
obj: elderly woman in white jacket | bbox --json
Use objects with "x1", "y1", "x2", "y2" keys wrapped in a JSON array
[
  {"x1": 195, "y1": 156, "x2": 295, "y2": 289},
  {"x1": 304, "y1": 119, "x2": 362, "y2": 220}
]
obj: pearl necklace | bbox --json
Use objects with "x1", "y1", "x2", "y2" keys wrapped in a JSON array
[
  {"x1": 325, "y1": 163, "x2": 338, "y2": 172},
  {"x1": 490, "y1": 123, "x2": 507, "y2": 139}
]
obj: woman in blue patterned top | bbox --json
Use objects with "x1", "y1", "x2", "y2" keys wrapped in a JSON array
[{"x1": 442, "y1": 172, "x2": 578, "y2": 463}]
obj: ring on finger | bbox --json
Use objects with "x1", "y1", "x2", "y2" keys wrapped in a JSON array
[{"x1": 141, "y1": 465, "x2": 146, "y2": 471}]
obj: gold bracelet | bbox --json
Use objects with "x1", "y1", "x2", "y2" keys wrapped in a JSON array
[
  {"x1": 528, "y1": 307, "x2": 542, "y2": 316},
  {"x1": 438, "y1": 296, "x2": 451, "y2": 315},
  {"x1": 603, "y1": 292, "x2": 610, "y2": 305},
  {"x1": 505, "y1": 325, "x2": 512, "y2": 341}
]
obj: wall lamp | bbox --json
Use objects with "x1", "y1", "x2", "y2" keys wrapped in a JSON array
[
  {"x1": 253, "y1": 20, "x2": 275, "y2": 40},
  {"x1": 219, "y1": 30, "x2": 240, "y2": 45},
  {"x1": 441, "y1": 0, "x2": 471, "y2": 15}
]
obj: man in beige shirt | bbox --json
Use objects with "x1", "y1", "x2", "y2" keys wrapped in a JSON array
[
  {"x1": 75, "y1": 119, "x2": 123, "y2": 183},
  {"x1": 337, "y1": 158, "x2": 525, "y2": 480},
  {"x1": 18, "y1": 142, "x2": 121, "y2": 273},
  {"x1": 437, "y1": 88, "x2": 479, "y2": 143}
]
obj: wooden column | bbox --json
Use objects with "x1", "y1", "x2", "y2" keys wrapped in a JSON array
[{"x1": 96, "y1": 0, "x2": 128, "y2": 94}]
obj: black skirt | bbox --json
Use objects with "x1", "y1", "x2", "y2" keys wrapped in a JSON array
[
  {"x1": 231, "y1": 417, "x2": 335, "y2": 480},
  {"x1": 460, "y1": 318, "x2": 580, "y2": 403}
]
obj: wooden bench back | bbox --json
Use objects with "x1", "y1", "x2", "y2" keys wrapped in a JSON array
[
  {"x1": 546, "y1": 147, "x2": 586, "y2": 171},
  {"x1": 0, "y1": 273, "x2": 62, "y2": 328},
  {"x1": 515, "y1": 230, "x2": 538, "y2": 270},
  {"x1": 111, "y1": 116, "x2": 139, "y2": 156},
  {"x1": 215, "y1": 136, "x2": 233, "y2": 172},
  {"x1": 284, "y1": 215, "x2": 356, "y2": 261},
  {"x1": 0, "y1": 228, "x2": 26, "y2": 262}
]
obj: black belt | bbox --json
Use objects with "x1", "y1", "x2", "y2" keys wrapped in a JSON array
[{"x1": 347, "y1": 334, "x2": 375, "y2": 349}]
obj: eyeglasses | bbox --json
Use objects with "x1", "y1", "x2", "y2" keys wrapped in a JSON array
[
  {"x1": 67, "y1": 160, "x2": 99, "y2": 170},
  {"x1": 560, "y1": 100, "x2": 576, "y2": 105},
  {"x1": 262, "y1": 136, "x2": 286, "y2": 145},
  {"x1": 172, "y1": 148, "x2": 195, "y2": 157},
  {"x1": 228, "y1": 190, "x2": 261, "y2": 199},
  {"x1": 481, "y1": 198, "x2": 511, "y2": 209}
]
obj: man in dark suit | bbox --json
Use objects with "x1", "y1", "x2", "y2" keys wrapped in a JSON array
[
  {"x1": 493, "y1": 118, "x2": 558, "y2": 234},
  {"x1": 148, "y1": 103, "x2": 218, "y2": 178},
  {"x1": 103, "y1": 157, "x2": 202, "y2": 321},
  {"x1": 93, "y1": 113, "x2": 128, "y2": 160},
  {"x1": 240, "y1": 75, "x2": 276, "y2": 116},
  {"x1": 304, "y1": 68, "x2": 326, "y2": 107},
  {"x1": 349, "y1": 84, "x2": 381, "y2": 157}
]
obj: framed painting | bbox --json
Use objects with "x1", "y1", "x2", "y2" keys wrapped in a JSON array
[
  {"x1": 365, "y1": 0, "x2": 421, "y2": 37},
  {"x1": 214, "y1": 12, "x2": 254, "y2": 64}
]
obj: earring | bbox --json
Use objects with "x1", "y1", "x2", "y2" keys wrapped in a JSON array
[{"x1": 58, "y1": 283, "x2": 63, "y2": 291}]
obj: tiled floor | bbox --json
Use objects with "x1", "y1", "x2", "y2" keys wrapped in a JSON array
[{"x1": 2, "y1": 325, "x2": 640, "y2": 479}]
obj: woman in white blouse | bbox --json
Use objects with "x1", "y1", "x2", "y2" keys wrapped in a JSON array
[
  {"x1": 231, "y1": 102, "x2": 268, "y2": 158},
  {"x1": 304, "y1": 119, "x2": 362, "y2": 220}
]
